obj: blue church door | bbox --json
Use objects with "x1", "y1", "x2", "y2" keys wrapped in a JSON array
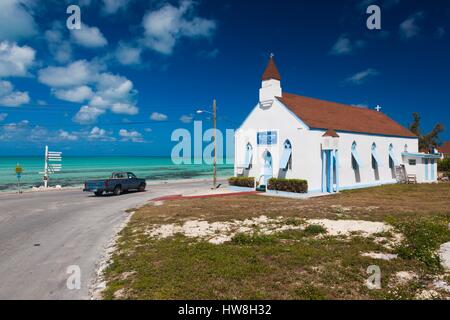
[
  {"x1": 322, "y1": 150, "x2": 339, "y2": 193},
  {"x1": 261, "y1": 151, "x2": 273, "y2": 186}
]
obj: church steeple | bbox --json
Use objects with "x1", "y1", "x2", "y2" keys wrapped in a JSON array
[
  {"x1": 259, "y1": 54, "x2": 282, "y2": 105},
  {"x1": 262, "y1": 54, "x2": 281, "y2": 81}
]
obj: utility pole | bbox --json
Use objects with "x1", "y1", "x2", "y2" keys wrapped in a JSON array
[
  {"x1": 213, "y1": 99, "x2": 217, "y2": 189},
  {"x1": 44, "y1": 145, "x2": 49, "y2": 188}
]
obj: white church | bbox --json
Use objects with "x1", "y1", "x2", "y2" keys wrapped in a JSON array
[{"x1": 234, "y1": 56, "x2": 440, "y2": 193}]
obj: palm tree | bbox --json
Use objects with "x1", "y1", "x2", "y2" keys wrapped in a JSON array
[{"x1": 409, "y1": 112, "x2": 445, "y2": 151}]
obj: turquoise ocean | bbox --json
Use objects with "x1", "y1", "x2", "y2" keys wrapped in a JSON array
[{"x1": 0, "y1": 157, "x2": 234, "y2": 192}]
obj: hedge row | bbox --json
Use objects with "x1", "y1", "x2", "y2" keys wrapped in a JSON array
[
  {"x1": 268, "y1": 178, "x2": 308, "y2": 193},
  {"x1": 228, "y1": 177, "x2": 255, "y2": 188}
]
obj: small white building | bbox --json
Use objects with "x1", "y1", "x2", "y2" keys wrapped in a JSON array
[{"x1": 234, "y1": 57, "x2": 440, "y2": 193}]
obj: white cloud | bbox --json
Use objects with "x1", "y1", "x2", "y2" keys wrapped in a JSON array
[
  {"x1": 111, "y1": 103, "x2": 138, "y2": 115},
  {"x1": 345, "y1": 68, "x2": 379, "y2": 85},
  {"x1": 144, "y1": 128, "x2": 152, "y2": 132},
  {"x1": 39, "y1": 60, "x2": 139, "y2": 122},
  {"x1": 119, "y1": 129, "x2": 144, "y2": 142},
  {"x1": 0, "y1": 0, "x2": 38, "y2": 41},
  {"x1": 58, "y1": 130, "x2": 78, "y2": 141},
  {"x1": 150, "y1": 112, "x2": 168, "y2": 121},
  {"x1": 115, "y1": 42, "x2": 142, "y2": 65},
  {"x1": 180, "y1": 114, "x2": 193, "y2": 123},
  {"x1": 71, "y1": 23, "x2": 108, "y2": 48},
  {"x1": 45, "y1": 22, "x2": 72, "y2": 63},
  {"x1": 330, "y1": 35, "x2": 365, "y2": 55},
  {"x1": 399, "y1": 12, "x2": 424, "y2": 39},
  {"x1": 95, "y1": 73, "x2": 135, "y2": 101},
  {"x1": 53, "y1": 85, "x2": 94, "y2": 103},
  {"x1": 0, "y1": 113, "x2": 7, "y2": 121},
  {"x1": 102, "y1": 0, "x2": 130, "y2": 14},
  {"x1": 88, "y1": 126, "x2": 115, "y2": 141},
  {"x1": 0, "y1": 41, "x2": 35, "y2": 77},
  {"x1": 38, "y1": 60, "x2": 100, "y2": 88},
  {"x1": 0, "y1": 80, "x2": 30, "y2": 107},
  {"x1": 73, "y1": 105, "x2": 105, "y2": 124},
  {"x1": 88, "y1": 73, "x2": 138, "y2": 115},
  {"x1": 142, "y1": 0, "x2": 216, "y2": 54},
  {"x1": 0, "y1": 119, "x2": 30, "y2": 141}
]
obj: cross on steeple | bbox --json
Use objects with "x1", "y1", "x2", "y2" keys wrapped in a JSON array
[
  {"x1": 375, "y1": 105, "x2": 382, "y2": 112},
  {"x1": 270, "y1": 52, "x2": 274, "y2": 59}
]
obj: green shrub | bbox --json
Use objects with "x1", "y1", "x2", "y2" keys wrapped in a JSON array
[
  {"x1": 438, "y1": 158, "x2": 450, "y2": 172},
  {"x1": 228, "y1": 177, "x2": 255, "y2": 188},
  {"x1": 394, "y1": 217, "x2": 450, "y2": 271},
  {"x1": 267, "y1": 178, "x2": 308, "y2": 193},
  {"x1": 304, "y1": 224, "x2": 327, "y2": 236}
]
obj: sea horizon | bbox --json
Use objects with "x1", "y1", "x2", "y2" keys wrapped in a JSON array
[{"x1": 0, "y1": 156, "x2": 234, "y2": 192}]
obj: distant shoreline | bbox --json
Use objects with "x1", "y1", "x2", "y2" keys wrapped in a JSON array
[{"x1": 0, "y1": 176, "x2": 229, "y2": 195}]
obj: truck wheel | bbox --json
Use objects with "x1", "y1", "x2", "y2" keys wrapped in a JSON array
[
  {"x1": 94, "y1": 191, "x2": 103, "y2": 197},
  {"x1": 138, "y1": 183, "x2": 146, "y2": 192},
  {"x1": 113, "y1": 185, "x2": 122, "y2": 196}
]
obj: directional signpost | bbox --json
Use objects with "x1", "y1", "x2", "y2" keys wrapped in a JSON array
[
  {"x1": 42, "y1": 145, "x2": 62, "y2": 188},
  {"x1": 15, "y1": 164, "x2": 23, "y2": 194}
]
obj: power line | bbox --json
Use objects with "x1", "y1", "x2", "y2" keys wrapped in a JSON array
[{"x1": 0, "y1": 117, "x2": 240, "y2": 129}]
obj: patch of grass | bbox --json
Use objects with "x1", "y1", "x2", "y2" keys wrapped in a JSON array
[
  {"x1": 231, "y1": 233, "x2": 277, "y2": 245},
  {"x1": 102, "y1": 183, "x2": 450, "y2": 300},
  {"x1": 294, "y1": 284, "x2": 328, "y2": 300},
  {"x1": 304, "y1": 224, "x2": 327, "y2": 236},
  {"x1": 393, "y1": 217, "x2": 450, "y2": 271},
  {"x1": 284, "y1": 217, "x2": 305, "y2": 226}
]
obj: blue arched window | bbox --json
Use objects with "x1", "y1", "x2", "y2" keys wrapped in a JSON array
[
  {"x1": 351, "y1": 142, "x2": 362, "y2": 169},
  {"x1": 371, "y1": 143, "x2": 381, "y2": 168},
  {"x1": 280, "y1": 140, "x2": 292, "y2": 170},
  {"x1": 242, "y1": 143, "x2": 253, "y2": 169}
]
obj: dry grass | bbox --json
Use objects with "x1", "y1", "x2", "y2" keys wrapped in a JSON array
[{"x1": 102, "y1": 183, "x2": 450, "y2": 300}]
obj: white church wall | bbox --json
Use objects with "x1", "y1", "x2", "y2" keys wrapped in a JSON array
[
  {"x1": 234, "y1": 99, "x2": 420, "y2": 192},
  {"x1": 336, "y1": 132, "x2": 418, "y2": 190},
  {"x1": 235, "y1": 100, "x2": 309, "y2": 186}
]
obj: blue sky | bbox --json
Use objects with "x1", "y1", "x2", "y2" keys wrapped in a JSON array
[{"x1": 0, "y1": 0, "x2": 449, "y2": 156}]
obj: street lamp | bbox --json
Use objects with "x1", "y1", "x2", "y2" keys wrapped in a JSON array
[{"x1": 196, "y1": 99, "x2": 217, "y2": 189}]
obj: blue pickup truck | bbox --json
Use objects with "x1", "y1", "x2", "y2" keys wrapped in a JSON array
[{"x1": 83, "y1": 172, "x2": 146, "y2": 196}]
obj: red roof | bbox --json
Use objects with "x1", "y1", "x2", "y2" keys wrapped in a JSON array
[
  {"x1": 277, "y1": 93, "x2": 417, "y2": 138},
  {"x1": 262, "y1": 57, "x2": 281, "y2": 81},
  {"x1": 438, "y1": 142, "x2": 450, "y2": 154}
]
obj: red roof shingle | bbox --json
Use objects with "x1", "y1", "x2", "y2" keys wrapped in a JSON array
[
  {"x1": 262, "y1": 57, "x2": 281, "y2": 81},
  {"x1": 277, "y1": 93, "x2": 416, "y2": 138}
]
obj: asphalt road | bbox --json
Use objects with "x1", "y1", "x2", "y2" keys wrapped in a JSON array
[{"x1": 0, "y1": 179, "x2": 213, "y2": 300}]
